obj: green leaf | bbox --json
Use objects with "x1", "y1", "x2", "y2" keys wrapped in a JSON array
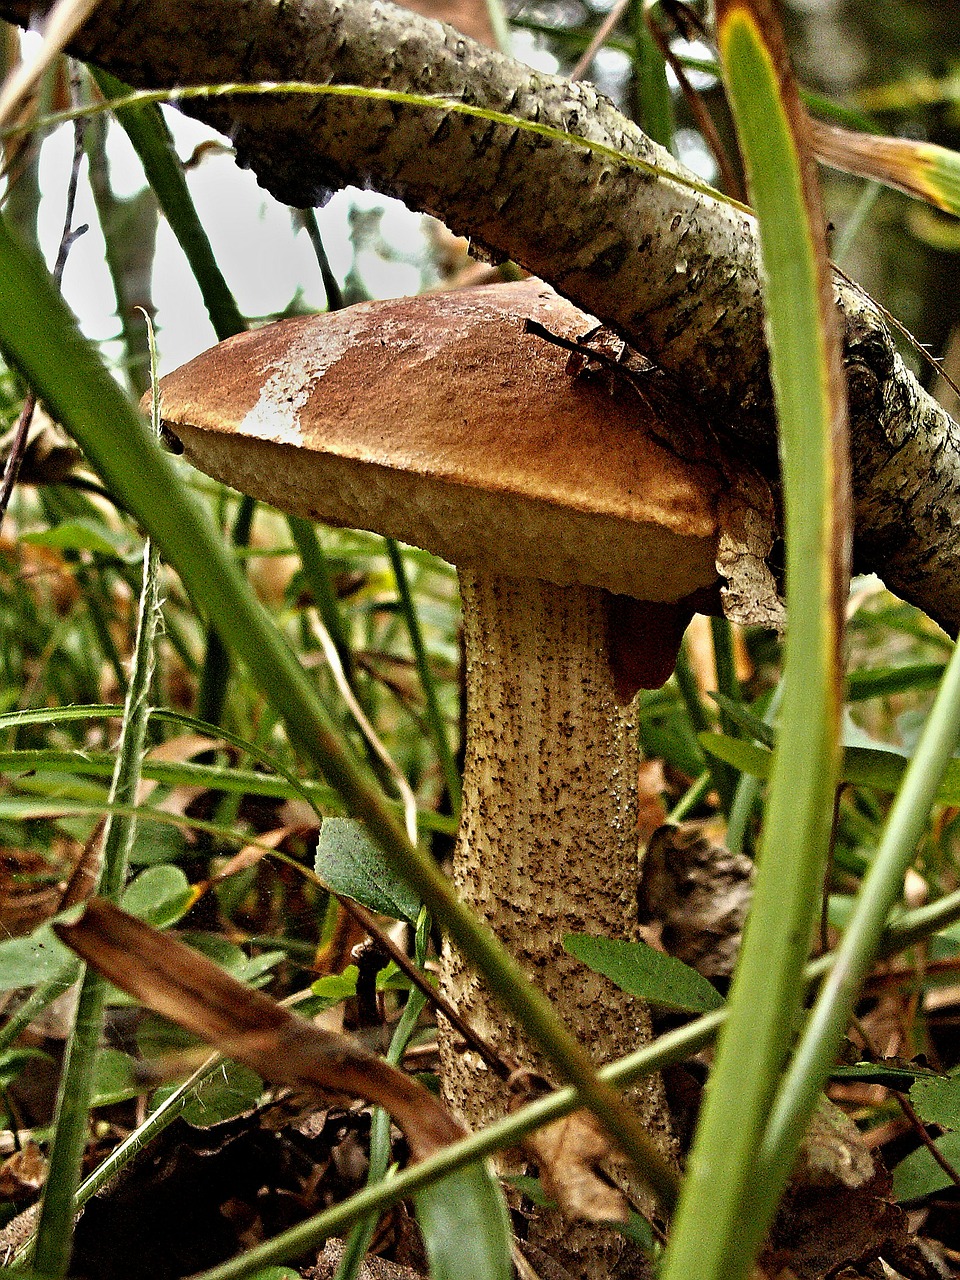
[
  {"x1": 310, "y1": 965, "x2": 359, "y2": 1006},
  {"x1": 909, "y1": 1074, "x2": 960, "y2": 1129},
  {"x1": 414, "y1": 1163, "x2": 512, "y2": 1280},
  {"x1": 831, "y1": 1062, "x2": 941, "y2": 1087},
  {"x1": 0, "y1": 924, "x2": 74, "y2": 990},
  {"x1": 847, "y1": 663, "x2": 946, "y2": 701},
  {"x1": 506, "y1": 1175, "x2": 556, "y2": 1208},
  {"x1": 315, "y1": 818, "x2": 422, "y2": 923},
  {"x1": 564, "y1": 934, "x2": 724, "y2": 1014},
  {"x1": 153, "y1": 1062, "x2": 264, "y2": 1127},
  {"x1": 90, "y1": 1048, "x2": 143, "y2": 1107},
  {"x1": 892, "y1": 1130, "x2": 960, "y2": 1202},
  {"x1": 709, "y1": 693, "x2": 775, "y2": 747},
  {"x1": 128, "y1": 822, "x2": 188, "y2": 867},
  {"x1": 0, "y1": 1046, "x2": 53, "y2": 1089},
  {"x1": 174, "y1": 1059, "x2": 264, "y2": 1131},
  {"x1": 700, "y1": 732, "x2": 773, "y2": 778},
  {"x1": 701, "y1": 731, "x2": 941, "y2": 797},
  {"x1": 22, "y1": 518, "x2": 131, "y2": 557},
  {"x1": 611, "y1": 1210, "x2": 655, "y2": 1251},
  {"x1": 120, "y1": 865, "x2": 193, "y2": 927}
]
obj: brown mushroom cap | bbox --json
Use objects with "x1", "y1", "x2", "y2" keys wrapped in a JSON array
[{"x1": 157, "y1": 280, "x2": 722, "y2": 602}]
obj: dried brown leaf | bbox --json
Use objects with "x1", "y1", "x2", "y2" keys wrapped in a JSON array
[
  {"x1": 212, "y1": 822, "x2": 315, "y2": 883},
  {"x1": 636, "y1": 759, "x2": 668, "y2": 847},
  {"x1": 796, "y1": 1099, "x2": 875, "y2": 1191},
  {"x1": 523, "y1": 1108, "x2": 631, "y2": 1224},
  {"x1": 55, "y1": 900, "x2": 465, "y2": 1160},
  {"x1": 0, "y1": 1142, "x2": 46, "y2": 1199},
  {"x1": 400, "y1": 0, "x2": 495, "y2": 47},
  {"x1": 639, "y1": 821, "x2": 753, "y2": 981},
  {"x1": 140, "y1": 731, "x2": 224, "y2": 811}
]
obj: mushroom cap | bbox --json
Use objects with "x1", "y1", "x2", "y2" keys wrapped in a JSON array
[{"x1": 157, "y1": 280, "x2": 722, "y2": 602}]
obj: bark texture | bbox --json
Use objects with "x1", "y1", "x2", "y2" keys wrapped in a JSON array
[
  {"x1": 5, "y1": 0, "x2": 960, "y2": 628},
  {"x1": 442, "y1": 570, "x2": 670, "y2": 1273}
]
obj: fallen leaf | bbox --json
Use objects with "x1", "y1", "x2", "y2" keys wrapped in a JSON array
[
  {"x1": 55, "y1": 899, "x2": 464, "y2": 1161},
  {"x1": 0, "y1": 1142, "x2": 46, "y2": 1200},
  {"x1": 523, "y1": 1106, "x2": 631, "y2": 1224},
  {"x1": 401, "y1": 0, "x2": 496, "y2": 46},
  {"x1": 639, "y1": 822, "x2": 754, "y2": 982}
]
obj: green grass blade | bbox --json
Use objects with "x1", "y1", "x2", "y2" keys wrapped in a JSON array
[
  {"x1": 32, "y1": 335, "x2": 167, "y2": 1276},
  {"x1": 89, "y1": 67, "x2": 251, "y2": 720},
  {"x1": 661, "y1": 0, "x2": 850, "y2": 1275},
  {"x1": 385, "y1": 539, "x2": 462, "y2": 814},
  {"x1": 629, "y1": 2, "x2": 674, "y2": 151},
  {"x1": 89, "y1": 68, "x2": 246, "y2": 340},
  {"x1": 703, "y1": 729, "x2": 960, "y2": 807},
  {"x1": 759, "y1": 632, "x2": 960, "y2": 1207}
]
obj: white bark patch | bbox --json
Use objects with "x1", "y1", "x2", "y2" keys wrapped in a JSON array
[{"x1": 239, "y1": 323, "x2": 354, "y2": 446}]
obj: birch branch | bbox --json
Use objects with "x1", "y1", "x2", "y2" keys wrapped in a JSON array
[{"x1": 3, "y1": 0, "x2": 958, "y2": 628}]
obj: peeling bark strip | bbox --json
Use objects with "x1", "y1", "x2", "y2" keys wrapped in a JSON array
[{"x1": 3, "y1": 0, "x2": 960, "y2": 627}]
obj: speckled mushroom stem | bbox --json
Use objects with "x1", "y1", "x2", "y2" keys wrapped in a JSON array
[{"x1": 441, "y1": 569, "x2": 672, "y2": 1266}]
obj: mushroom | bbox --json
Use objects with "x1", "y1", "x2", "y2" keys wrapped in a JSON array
[{"x1": 155, "y1": 278, "x2": 725, "y2": 1205}]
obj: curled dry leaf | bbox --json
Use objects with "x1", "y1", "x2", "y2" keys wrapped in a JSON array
[
  {"x1": 211, "y1": 822, "x2": 316, "y2": 883},
  {"x1": 311, "y1": 1238, "x2": 426, "y2": 1279},
  {"x1": 796, "y1": 1098, "x2": 875, "y2": 1191},
  {"x1": 639, "y1": 822, "x2": 754, "y2": 982},
  {"x1": 0, "y1": 1142, "x2": 46, "y2": 1200},
  {"x1": 55, "y1": 899, "x2": 465, "y2": 1161},
  {"x1": 760, "y1": 1102, "x2": 949, "y2": 1277},
  {"x1": 517, "y1": 1080, "x2": 632, "y2": 1225}
]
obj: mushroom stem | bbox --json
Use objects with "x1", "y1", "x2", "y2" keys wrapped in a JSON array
[{"x1": 442, "y1": 570, "x2": 672, "y2": 1259}]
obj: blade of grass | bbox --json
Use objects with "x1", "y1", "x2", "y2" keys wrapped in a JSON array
[
  {"x1": 671, "y1": 640, "x2": 731, "y2": 807},
  {"x1": 33, "y1": 325, "x2": 165, "y2": 1276},
  {"x1": 725, "y1": 680, "x2": 783, "y2": 855},
  {"x1": 629, "y1": 0, "x2": 674, "y2": 152},
  {"x1": 759, "y1": 631, "x2": 960, "y2": 1215},
  {"x1": 336, "y1": 964, "x2": 430, "y2": 1279},
  {"x1": 288, "y1": 515, "x2": 357, "y2": 691},
  {"x1": 88, "y1": 67, "x2": 245, "y2": 340},
  {"x1": 88, "y1": 67, "x2": 252, "y2": 723},
  {"x1": 661, "y1": 0, "x2": 850, "y2": 1274},
  {"x1": 385, "y1": 538, "x2": 462, "y2": 815}
]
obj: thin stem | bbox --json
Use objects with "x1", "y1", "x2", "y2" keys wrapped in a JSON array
[
  {"x1": 336, "y1": 918, "x2": 430, "y2": 1280},
  {"x1": 289, "y1": 516, "x2": 357, "y2": 691},
  {"x1": 385, "y1": 538, "x2": 462, "y2": 814}
]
